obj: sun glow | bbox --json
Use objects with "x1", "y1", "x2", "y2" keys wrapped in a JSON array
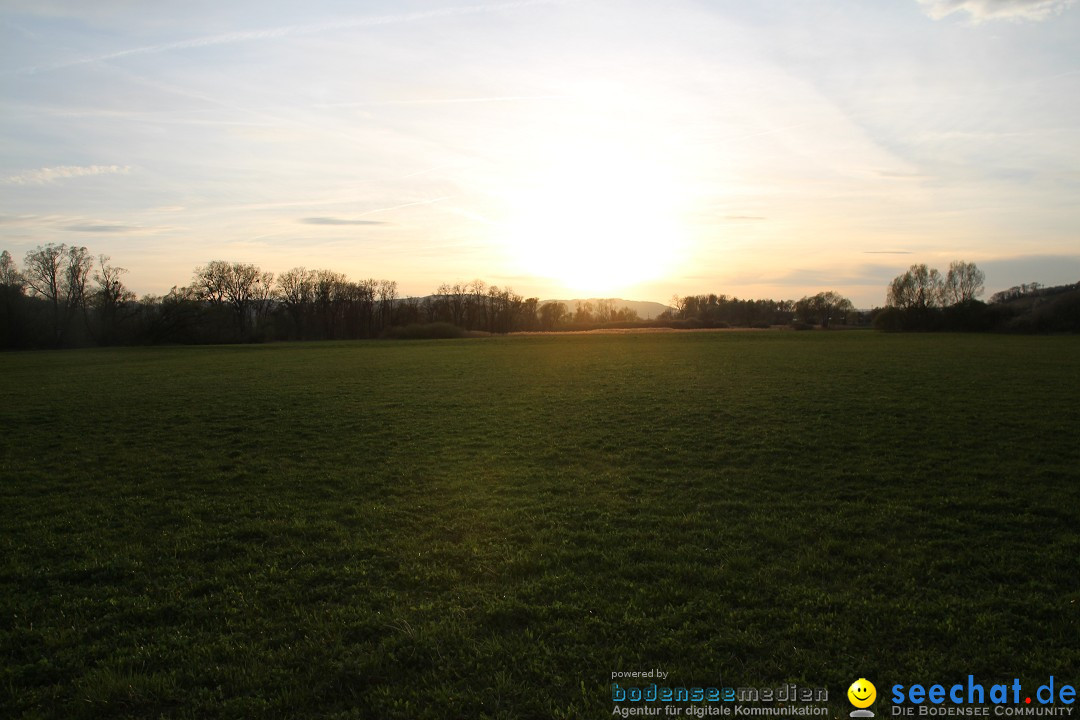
[{"x1": 501, "y1": 137, "x2": 689, "y2": 296}]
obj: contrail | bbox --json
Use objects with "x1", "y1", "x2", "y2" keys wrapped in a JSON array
[
  {"x1": 355, "y1": 197, "x2": 451, "y2": 217},
  {"x1": 317, "y1": 95, "x2": 571, "y2": 108},
  {"x1": 447, "y1": 207, "x2": 498, "y2": 226},
  {"x1": 237, "y1": 195, "x2": 449, "y2": 213},
  {"x1": 9, "y1": 0, "x2": 576, "y2": 76}
]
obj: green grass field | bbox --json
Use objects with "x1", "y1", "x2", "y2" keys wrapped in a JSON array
[{"x1": 2, "y1": 332, "x2": 1079, "y2": 718}]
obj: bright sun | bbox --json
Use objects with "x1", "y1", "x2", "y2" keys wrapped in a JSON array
[{"x1": 501, "y1": 137, "x2": 688, "y2": 296}]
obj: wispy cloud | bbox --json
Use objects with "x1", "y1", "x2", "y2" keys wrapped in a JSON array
[
  {"x1": 355, "y1": 197, "x2": 452, "y2": 217},
  {"x1": 63, "y1": 224, "x2": 141, "y2": 233},
  {"x1": 300, "y1": 217, "x2": 387, "y2": 226},
  {"x1": 917, "y1": 0, "x2": 1077, "y2": 21},
  {"x1": 237, "y1": 195, "x2": 449, "y2": 215},
  {"x1": 9, "y1": 0, "x2": 574, "y2": 75},
  {"x1": 863, "y1": 250, "x2": 913, "y2": 254},
  {"x1": 316, "y1": 95, "x2": 570, "y2": 108},
  {"x1": 3, "y1": 165, "x2": 131, "y2": 185}
]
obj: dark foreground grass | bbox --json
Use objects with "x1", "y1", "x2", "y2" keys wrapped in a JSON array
[{"x1": 2, "y1": 332, "x2": 1079, "y2": 718}]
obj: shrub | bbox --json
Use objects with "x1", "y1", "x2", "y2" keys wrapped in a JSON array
[{"x1": 942, "y1": 300, "x2": 1008, "y2": 332}]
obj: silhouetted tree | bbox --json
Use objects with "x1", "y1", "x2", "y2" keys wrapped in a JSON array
[
  {"x1": 467, "y1": 279, "x2": 487, "y2": 330},
  {"x1": 276, "y1": 267, "x2": 315, "y2": 338},
  {"x1": 539, "y1": 301, "x2": 567, "y2": 330},
  {"x1": 990, "y1": 282, "x2": 1044, "y2": 304},
  {"x1": 377, "y1": 279, "x2": 397, "y2": 331},
  {"x1": 0, "y1": 250, "x2": 21, "y2": 288},
  {"x1": 796, "y1": 290, "x2": 854, "y2": 327},
  {"x1": 150, "y1": 285, "x2": 203, "y2": 343},
  {"x1": 1, "y1": 250, "x2": 28, "y2": 348},
  {"x1": 193, "y1": 260, "x2": 274, "y2": 339},
  {"x1": 91, "y1": 255, "x2": 136, "y2": 344},
  {"x1": 943, "y1": 261, "x2": 985, "y2": 305},
  {"x1": 396, "y1": 296, "x2": 423, "y2": 326},
  {"x1": 520, "y1": 297, "x2": 540, "y2": 331},
  {"x1": 573, "y1": 301, "x2": 595, "y2": 324},
  {"x1": 445, "y1": 283, "x2": 469, "y2": 327},
  {"x1": 312, "y1": 269, "x2": 348, "y2": 339},
  {"x1": 888, "y1": 264, "x2": 943, "y2": 310},
  {"x1": 22, "y1": 243, "x2": 93, "y2": 345}
]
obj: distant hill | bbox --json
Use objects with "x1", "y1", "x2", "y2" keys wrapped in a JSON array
[
  {"x1": 874, "y1": 281, "x2": 1080, "y2": 333},
  {"x1": 541, "y1": 298, "x2": 674, "y2": 320},
  {"x1": 989, "y1": 281, "x2": 1080, "y2": 333}
]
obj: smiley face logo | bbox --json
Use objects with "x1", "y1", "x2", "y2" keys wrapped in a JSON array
[{"x1": 848, "y1": 678, "x2": 877, "y2": 709}]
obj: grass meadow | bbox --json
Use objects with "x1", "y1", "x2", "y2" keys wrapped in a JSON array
[{"x1": 2, "y1": 331, "x2": 1079, "y2": 718}]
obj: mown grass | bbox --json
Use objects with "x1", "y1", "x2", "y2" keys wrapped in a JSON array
[{"x1": 2, "y1": 332, "x2": 1079, "y2": 718}]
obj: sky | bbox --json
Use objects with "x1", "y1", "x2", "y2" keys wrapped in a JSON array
[{"x1": 2, "y1": 0, "x2": 1079, "y2": 307}]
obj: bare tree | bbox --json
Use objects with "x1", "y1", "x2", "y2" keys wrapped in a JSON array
[
  {"x1": 312, "y1": 269, "x2": 348, "y2": 338},
  {"x1": 23, "y1": 244, "x2": 93, "y2": 344},
  {"x1": 0, "y1": 250, "x2": 23, "y2": 288},
  {"x1": 277, "y1": 267, "x2": 315, "y2": 308},
  {"x1": 448, "y1": 282, "x2": 467, "y2": 327},
  {"x1": 466, "y1": 279, "x2": 486, "y2": 330},
  {"x1": 92, "y1": 255, "x2": 136, "y2": 344},
  {"x1": 353, "y1": 279, "x2": 377, "y2": 336},
  {"x1": 66, "y1": 246, "x2": 93, "y2": 313},
  {"x1": 246, "y1": 267, "x2": 276, "y2": 332},
  {"x1": 396, "y1": 296, "x2": 422, "y2": 326},
  {"x1": 193, "y1": 260, "x2": 229, "y2": 305},
  {"x1": 23, "y1": 244, "x2": 64, "y2": 310},
  {"x1": 276, "y1": 267, "x2": 314, "y2": 337},
  {"x1": 377, "y1": 279, "x2": 397, "y2": 331},
  {"x1": 93, "y1": 255, "x2": 134, "y2": 306},
  {"x1": 193, "y1": 260, "x2": 274, "y2": 336},
  {"x1": 888, "y1": 264, "x2": 943, "y2": 309},
  {"x1": 428, "y1": 284, "x2": 452, "y2": 324},
  {"x1": 594, "y1": 299, "x2": 614, "y2": 323},
  {"x1": 943, "y1": 261, "x2": 985, "y2": 305}
]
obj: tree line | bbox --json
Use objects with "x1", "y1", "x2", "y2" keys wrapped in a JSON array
[
  {"x1": 662, "y1": 290, "x2": 859, "y2": 329},
  {"x1": 0, "y1": 246, "x2": 539, "y2": 348},
  {"x1": 3, "y1": 245, "x2": 1073, "y2": 349},
  {"x1": 875, "y1": 260, "x2": 1079, "y2": 333},
  {"x1": 0, "y1": 244, "x2": 648, "y2": 348},
  {"x1": 1, "y1": 243, "x2": 871, "y2": 348}
]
